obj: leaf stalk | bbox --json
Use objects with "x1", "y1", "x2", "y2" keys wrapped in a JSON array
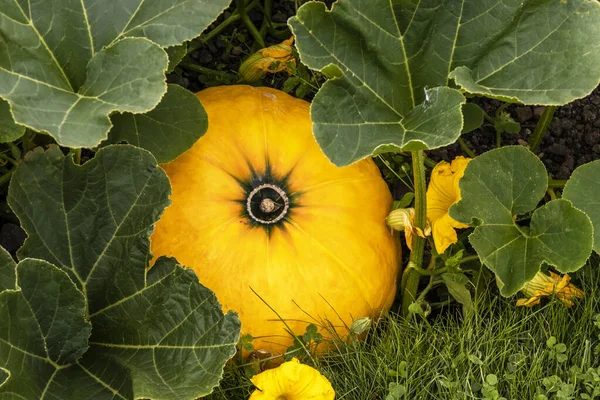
[
  {"x1": 401, "y1": 150, "x2": 427, "y2": 317},
  {"x1": 529, "y1": 106, "x2": 556, "y2": 152}
]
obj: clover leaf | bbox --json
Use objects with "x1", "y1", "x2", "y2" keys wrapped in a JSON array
[{"x1": 451, "y1": 146, "x2": 593, "y2": 296}]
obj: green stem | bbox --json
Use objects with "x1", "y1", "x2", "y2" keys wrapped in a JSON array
[
  {"x1": 547, "y1": 188, "x2": 557, "y2": 200},
  {"x1": 71, "y1": 148, "x2": 81, "y2": 165},
  {"x1": 459, "y1": 255, "x2": 480, "y2": 265},
  {"x1": 423, "y1": 155, "x2": 438, "y2": 169},
  {"x1": 178, "y1": 63, "x2": 238, "y2": 81},
  {"x1": 458, "y1": 137, "x2": 476, "y2": 158},
  {"x1": 0, "y1": 169, "x2": 14, "y2": 186},
  {"x1": 496, "y1": 129, "x2": 502, "y2": 148},
  {"x1": 413, "y1": 265, "x2": 448, "y2": 277},
  {"x1": 548, "y1": 179, "x2": 567, "y2": 189},
  {"x1": 258, "y1": 0, "x2": 272, "y2": 37},
  {"x1": 529, "y1": 106, "x2": 556, "y2": 152},
  {"x1": 0, "y1": 152, "x2": 18, "y2": 166},
  {"x1": 269, "y1": 28, "x2": 292, "y2": 40},
  {"x1": 188, "y1": 15, "x2": 241, "y2": 53},
  {"x1": 401, "y1": 151, "x2": 427, "y2": 317},
  {"x1": 483, "y1": 111, "x2": 495, "y2": 124},
  {"x1": 22, "y1": 129, "x2": 36, "y2": 153},
  {"x1": 186, "y1": 0, "x2": 260, "y2": 54},
  {"x1": 238, "y1": 0, "x2": 265, "y2": 48},
  {"x1": 415, "y1": 277, "x2": 440, "y2": 304}
]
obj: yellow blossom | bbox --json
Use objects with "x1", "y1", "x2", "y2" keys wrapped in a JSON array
[
  {"x1": 249, "y1": 358, "x2": 335, "y2": 400},
  {"x1": 426, "y1": 156, "x2": 471, "y2": 254},
  {"x1": 239, "y1": 37, "x2": 295, "y2": 82},
  {"x1": 386, "y1": 208, "x2": 431, "y2": 250},
  {"x1": 516, "y1": 271, "x2": 584, "y2": 307}
]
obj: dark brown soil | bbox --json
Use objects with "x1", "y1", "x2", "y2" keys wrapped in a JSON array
[{"x1": 429, "y1": 87, "x2": 600, "y2": 179}]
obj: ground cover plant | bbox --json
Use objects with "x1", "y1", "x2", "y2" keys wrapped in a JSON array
[{"x1": 1, "y1": 0, "x2": 600, "y2": 399}]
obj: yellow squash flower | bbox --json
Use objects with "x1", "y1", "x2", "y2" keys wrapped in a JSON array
[
  {"x1": 516, "y1": 271, "x2": 584, "y2": 307},
  {"x1": 386, "y1": 208, "x2": 431, "y2": 250},
  {"x1": 426, "y1": 156, "x2": 472, "y2": 254},
  {"x1": 239, "y1": 37, "x2": 295, "y2": 82},
  {"x1": 249, "y1": 358, "x2": 335, "y2": 400}
]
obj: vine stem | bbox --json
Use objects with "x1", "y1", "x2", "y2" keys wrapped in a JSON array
[
  {"x1": 529, "y1": 106, "x2": 556, "y2": 152},
  {"x1": 548, "y1": 179, "x2": 568, "y2": 188},
  {"x1": 457, "y1": 138, "x2": 476, "y2": 158},
  {"x1": 401, "y1": 150, "x2": 427, "y2": 317},
  {"x1": 237, "y1": 0, "x2": 265, "y2": 48},
  {"x1": 0, "y1": 170, "x2": 14, "y2": 186},
  {"x1": 187, "y1": 0, "x2": 260, "y2": 54}
]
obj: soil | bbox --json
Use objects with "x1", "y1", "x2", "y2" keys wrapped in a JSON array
[{"x1": 428, "y1": 88, "x2": 600, "y2": 179}]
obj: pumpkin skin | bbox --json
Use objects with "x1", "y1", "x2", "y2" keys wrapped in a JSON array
[{"x1": 150, "y1": 85, "x2": 400, "y2": 357}]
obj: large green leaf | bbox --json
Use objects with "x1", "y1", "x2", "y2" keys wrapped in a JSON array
[
  {"x1": 0, "y1": 0, "x2": 231, "y2": 148},
  {"x1": 449, "y1": 1, "x2": 600, "y2": 105},
  {"x1": 563, "y1": 160, "x2": 600, "y2": 254},
  {"x1": 0, "y1": 247, "x2": 15, "y2": 291},
  {"x1": 0, "y1": 100, "x2": 25, "y2": 143},
  {"x1": 0, "y1": 256, "x2": 240, "y2": 399},
  {"x1": 0, "y1": 259, "x2": 91, "y2": 397},
  {"x1": 104, "y1": 84, "x2": 207, "y2": 163},
  {"x1": 3, "y1": 145, "x2": 240, "y2": 399},
  {"x1": 166, "y1": 44, "x2": 188, "y2": 73},
  {"x1": 450, "y1": 146, "x2": 593, "y2": 296},
  {"x1": 289, "y1": 0, "x2": 600, "y2": 166}
]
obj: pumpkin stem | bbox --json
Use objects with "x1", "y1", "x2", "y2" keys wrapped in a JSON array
[{"x1": 401, "y1": 150, "x2": 428, "y2": 317}]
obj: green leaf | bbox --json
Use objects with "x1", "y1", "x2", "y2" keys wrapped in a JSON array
[
  {"x1": 0, "y1": 247, "x2": 16, "y2": 292},
  {"x1": 85, "y1": 0, "x2": 232, "y2": 50},
  {"x1": 442, "y1": 272, "x2": 473, "y2": 315},
  {"x1": 0, "y1": 0, "x2": 231, "y2": 148},
  {"x1": 289, "y1": 0, "x2": 600, "y2": 165},
  {"x1": 105, "y1": 84, "x2": 207, "y2": 163},
  {"x1": 0, "y1": 259, "x2": 91, "y2": 397},
  {"x1": 449, "y1": 1, "x2": 600, "y2": 105},
  {"x1": 386, "y1": 382, "x2": 406, "y2": 399},
  {"x1": 0, "y1": 37, "x2": 167, "y2": 148},
  {"x1": 461, "y1": 103, "x2": 485, "y2": 135},
  {"x1": 451, "y1": 146, "x2": 593, "y2": 295},
  {"x1": 468, "y1": 354, "x2": 483, "y2": 365},
  {"x1": 3, "y1": 145, "x2": 241, "y2": 399},
  {"x1": 495, "y1": 112, "x2": 521, "y2": 135},
  {"x1": 563, "y1": 160, "x2": 600, "y2": 254},
  {"x1": 486, "y1": 374, "x2": 498, "y2": 386},
  {"x1": 166, "y1": 44, "x2": 188, "y2": 73},
  {"x1": 0, "y1": 100, "x2": 25, "y2": 143},
  {"x1": 393, "y1": 192, "x2": 415, "y2": 209}
]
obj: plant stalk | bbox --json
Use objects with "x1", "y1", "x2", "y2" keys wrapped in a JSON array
[
  {"x1": 529, "y1": 106, "x2": 556, "y2": 152},
  {"x1": 187, "y1": 0, "x2": 260, "y2": 54},
  {"x1": 548, "y1": 179, "x2": 567, "y2": 189},
  {"x1": 0, "y1": 169, "x2": 14, "y2": 186},
  {"x1": 237, "y1": 0, "x2": 265, "y2": 48},
  {"x1": 71, "y1": 148, "x2": 82, "y2": 165},
  {"x1": 459, "y1": 254, "x2": 480, "y2": 265},
  {"x1": 401, "y1": 150, "x2": 427, "y2": 317},
  {"x1": 457, "y1": 138, "x2": 476, "y2": 158}
]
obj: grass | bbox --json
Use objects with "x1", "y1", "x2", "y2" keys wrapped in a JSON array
[{"x1": 208, "y1": 258, "x2": 600, "y2": 400}]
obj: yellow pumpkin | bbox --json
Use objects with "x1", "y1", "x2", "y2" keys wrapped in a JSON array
[{"x1": 150, "y1": 85, "x2": 400, "y2": 357}]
